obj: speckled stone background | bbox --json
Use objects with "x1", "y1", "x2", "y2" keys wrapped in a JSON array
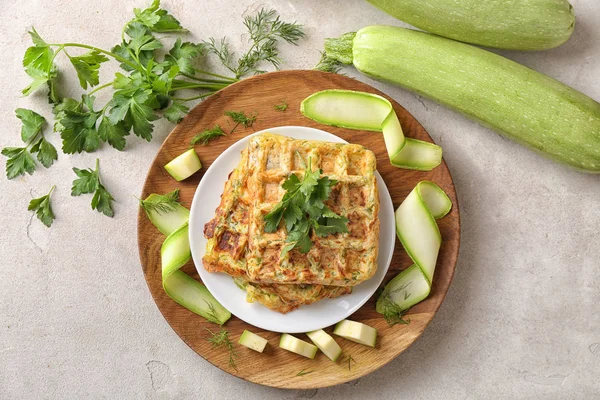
[{"x1": 0, "y1": 0, "x2": 599, "y2": 399}]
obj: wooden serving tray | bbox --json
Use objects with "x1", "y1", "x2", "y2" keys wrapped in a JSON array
[{"x1": 137, "y1": 70, "x2": 460, "y2": 389}]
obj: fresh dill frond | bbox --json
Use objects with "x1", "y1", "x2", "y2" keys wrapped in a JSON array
[
  {"x1": 274, "y1": 101, "x2": 288, "y2": 112},
  {"x1": 297, "y1": 369, "x2": 314, "y2": 376},
  {"x1": 379, "y1": 295, "x2": 411, "y2": 327},
  {"x1": 205, "y1": 8, "x2": 305, "y2": 79},
  {"x1": 190, "y1": 125, "x2": 226, "y2": 146},
  {"x1": 315, "y1": 51, "x2": 344, "y2": 74},
  {"x1": 204, "y1": 300, "x2": 224, "y2": 325},
  {"x1": 345, "y1": 355, "x2": 357, "y2": 371},
  {"x1": 205, "y1": 327, "x2": 237, "y2": 370},
  {"x1": 224, "y1": 110, "x2": 257, "y2": 133},
  {"x1": 204, "y1": 37, "x2": 236, "y2": 75},
  {"x1": 140, "y1": 188, "x2": 181, "y2": 215}
]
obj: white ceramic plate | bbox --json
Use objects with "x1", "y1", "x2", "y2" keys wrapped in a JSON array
[{"x1": 189, "y1": 126, "x2": 395, "y2": 333}]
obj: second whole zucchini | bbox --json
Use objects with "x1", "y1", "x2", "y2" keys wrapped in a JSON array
[
  {"x1": 325, "y1": 26, "x2": 600, "y2": 173},
  {"x1": 365, "y1": 0, "x2": 575, "y2": 51}
]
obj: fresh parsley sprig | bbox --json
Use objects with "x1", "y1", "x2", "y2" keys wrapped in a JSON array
[
  {"x1": 4, "y1": 2, "x2": 305, "y2": 225},
  {"x1": 264, "y1": 158, "x2": 348, "y2": 254},
  {"x1": 2, "y1": 109, "x2": 57, "y2": 179},
  {"x1": 17, "y1": 1, "x2": 242, "y2": 155},
  {"x1": 71, "y1": 158, "x2": 115, "y2": 217},
  {"x1": 28, "y1": 185, "x2": 56, "y2": 227}
]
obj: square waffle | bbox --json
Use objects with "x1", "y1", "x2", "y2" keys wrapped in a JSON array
[
  {"x1": 202, "y1": 133, "x2": 379, "y2": 312},
  {"x1": 244, "y1": 133, "x2": 380, "y2": 286}
]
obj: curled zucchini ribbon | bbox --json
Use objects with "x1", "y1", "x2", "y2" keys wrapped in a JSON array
[
  {"x1": 300, "y1": 89, "x2": 442, "y2": 171},
  {"x1": 377, "y1": 181, "x2": 451, "y2": 316},
  {"x1": 160, "y1": 220, "x2": 231, "y2": 325}
]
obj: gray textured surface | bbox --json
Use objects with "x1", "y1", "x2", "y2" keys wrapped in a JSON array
[{"x1": 0, "y1": 0, "x2": 599, "y2": 399}]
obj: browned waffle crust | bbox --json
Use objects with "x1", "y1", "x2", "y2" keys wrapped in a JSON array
[{"x1": 203, "y1": 133, "x2": 380, "y2": 312}]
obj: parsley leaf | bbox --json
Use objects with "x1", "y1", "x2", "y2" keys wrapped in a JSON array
[
  {"x1": 67, "y1": 50, "x2": 109, "y2": 89},
  {"x1": 30, "y1": 137, "x2": 58, "y2": 168},
  {"x1": 71, "y1": 166, "x2": 99, "y2": 196},
  {"x1": 2, "y1": 108, "x2": 57, "y2": 178},
  {"x1": 166, "y1": 38, "x2": 205, "y2": 75},
  {"x1": 22, "y1": 66, "x2": 53, "y2": 97},
  {"x1": 22, "y1": 28, "x2": 57, "y2": 97},
  {"x1": 23, "y1": 28, "x2": 54, "y2": 72},
  {"x1": 190, "y1": 125, "x2": 226, "y2": 146},
  {"x1": 98, "y1": 117, "x2": 129, "y2": 151},
  {"x1": 163, "y1": 100, "x2": 189, "y2": 124},
  {"x1": 28, "y1": 185, "x2": 56, "y2": 227},
  {"x1": 132, "y1": 0, "x2": 186, "y2": 33},
  {"x1": 15, "y1": 108, "x2": 46, "y2": 142},
  {"x1": 2, "y1": 147, "x2": 36, "y2": 179},
  {"x1": 71, "y1": 158, "x2": 115, "y2": 217},
  {"x1": 108, "y1": 89, "x2": 157, "y2": 141},
  {"x1": 264, "y1": 158, "x2": 348, "y2": 254},
  {"x1": 55, "y1": 95, "x2": 100, "y2": 154},
  {"x1": 91, "y1": 184, "x2": 115, "y2": 217}
]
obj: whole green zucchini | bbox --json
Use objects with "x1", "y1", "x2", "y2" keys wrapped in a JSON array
[
  {"x1": 325, "y1": 26, "x2": 600, "y2": 172},
  {"x1": 366, "y1": 0, "x2": 575, "y2": 51}
]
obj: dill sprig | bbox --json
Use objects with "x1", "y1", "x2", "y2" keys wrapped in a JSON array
[
  {"x1": 297, "y1": 369, "x2": 313, "y2": 376},
  {"x1": 190, "y1": 110, "x2": 257, "y2": 146},
  {"x1": 190, "y1": 125, "x2": 226, "y2": 146},
  {"x1": 345, "y1": 355, "x2": 357, "y2": 371},
  {"x1": 378, "y1": 281, "x2": 412, "y2": 327},
  {"x1": 274, "y1": 101, "x2": 288, "y2": 112},
  {"x1": 204, "y1": 300, "x2": 224, "y2": 325},
  {"x1": 139, "y1": 188, "x2": 181, "y2": 215},
  {"x1": 205, "y1": 327, "x2": 237, "y2": 370},
  {"x1": 315, "y1": 51, "x2": 344, "y2": 74},
  {"x1": 205, "y1": 8, "x2": 305, "y2": 79},
  {"x1": 224, "y1": 110, "x2": 257, "y2": 133}
]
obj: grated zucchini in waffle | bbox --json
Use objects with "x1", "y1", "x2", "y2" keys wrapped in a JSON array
[{"x1": 203, "y1": 133, "x2": 379, "y2": 313}]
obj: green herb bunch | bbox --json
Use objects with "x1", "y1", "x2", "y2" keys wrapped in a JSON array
[
  {"x1": 264, "y1": 158, "x2": 349, "y2": 254},
  {"x1": 3, "y1": 1, "x2": 304, "y2": 226}
]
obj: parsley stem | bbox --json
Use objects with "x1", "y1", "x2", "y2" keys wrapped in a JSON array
[
  {"x1": 181, "y1": 71, "x2": 238, "y2": 83},
  {"x1": 95, "y1": 158, "x2": 100, "y2": 181},
  {"x1": 48, "y1": 45, "x2": 64, "y2": 75},
  {"x1": 171, "y1": 81, "x2": 229, "y2": 91},
  {"x1": 172, "y1": 92, "x2": 214, "y2": 102},
  {"x1": 50, "y1": 43, "x2": 142, "y2": 72},
  {"x1": 87, "y1": 82, "x2": 113, "y2": 96},
  {"x1": 48, "y1": 185, "x2": 56, "y2": 197}
]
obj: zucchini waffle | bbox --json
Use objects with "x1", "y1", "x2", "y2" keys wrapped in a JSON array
[{"x1": 203, "y1": 133, "x2": 379, "y2": 312}]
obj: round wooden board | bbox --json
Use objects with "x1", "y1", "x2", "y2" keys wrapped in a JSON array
[{"x1": 137, "y1": 70, "x2": 460, "y2": 389}]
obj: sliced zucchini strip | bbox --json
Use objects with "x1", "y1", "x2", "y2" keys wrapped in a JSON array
[
  {"x1": 377, "y1": 181, "x2": 451, "y2": 321},
  {"x1": 300, "y1": 89, "x2": 442, "y2": 171},
  {"x1": 161, "y1": 222, "x2": 231, "y2": 325}
]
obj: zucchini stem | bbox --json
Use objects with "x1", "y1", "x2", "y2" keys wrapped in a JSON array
[{"x1": 324, "y1": 32, "x2": 356, "y2": 65}]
